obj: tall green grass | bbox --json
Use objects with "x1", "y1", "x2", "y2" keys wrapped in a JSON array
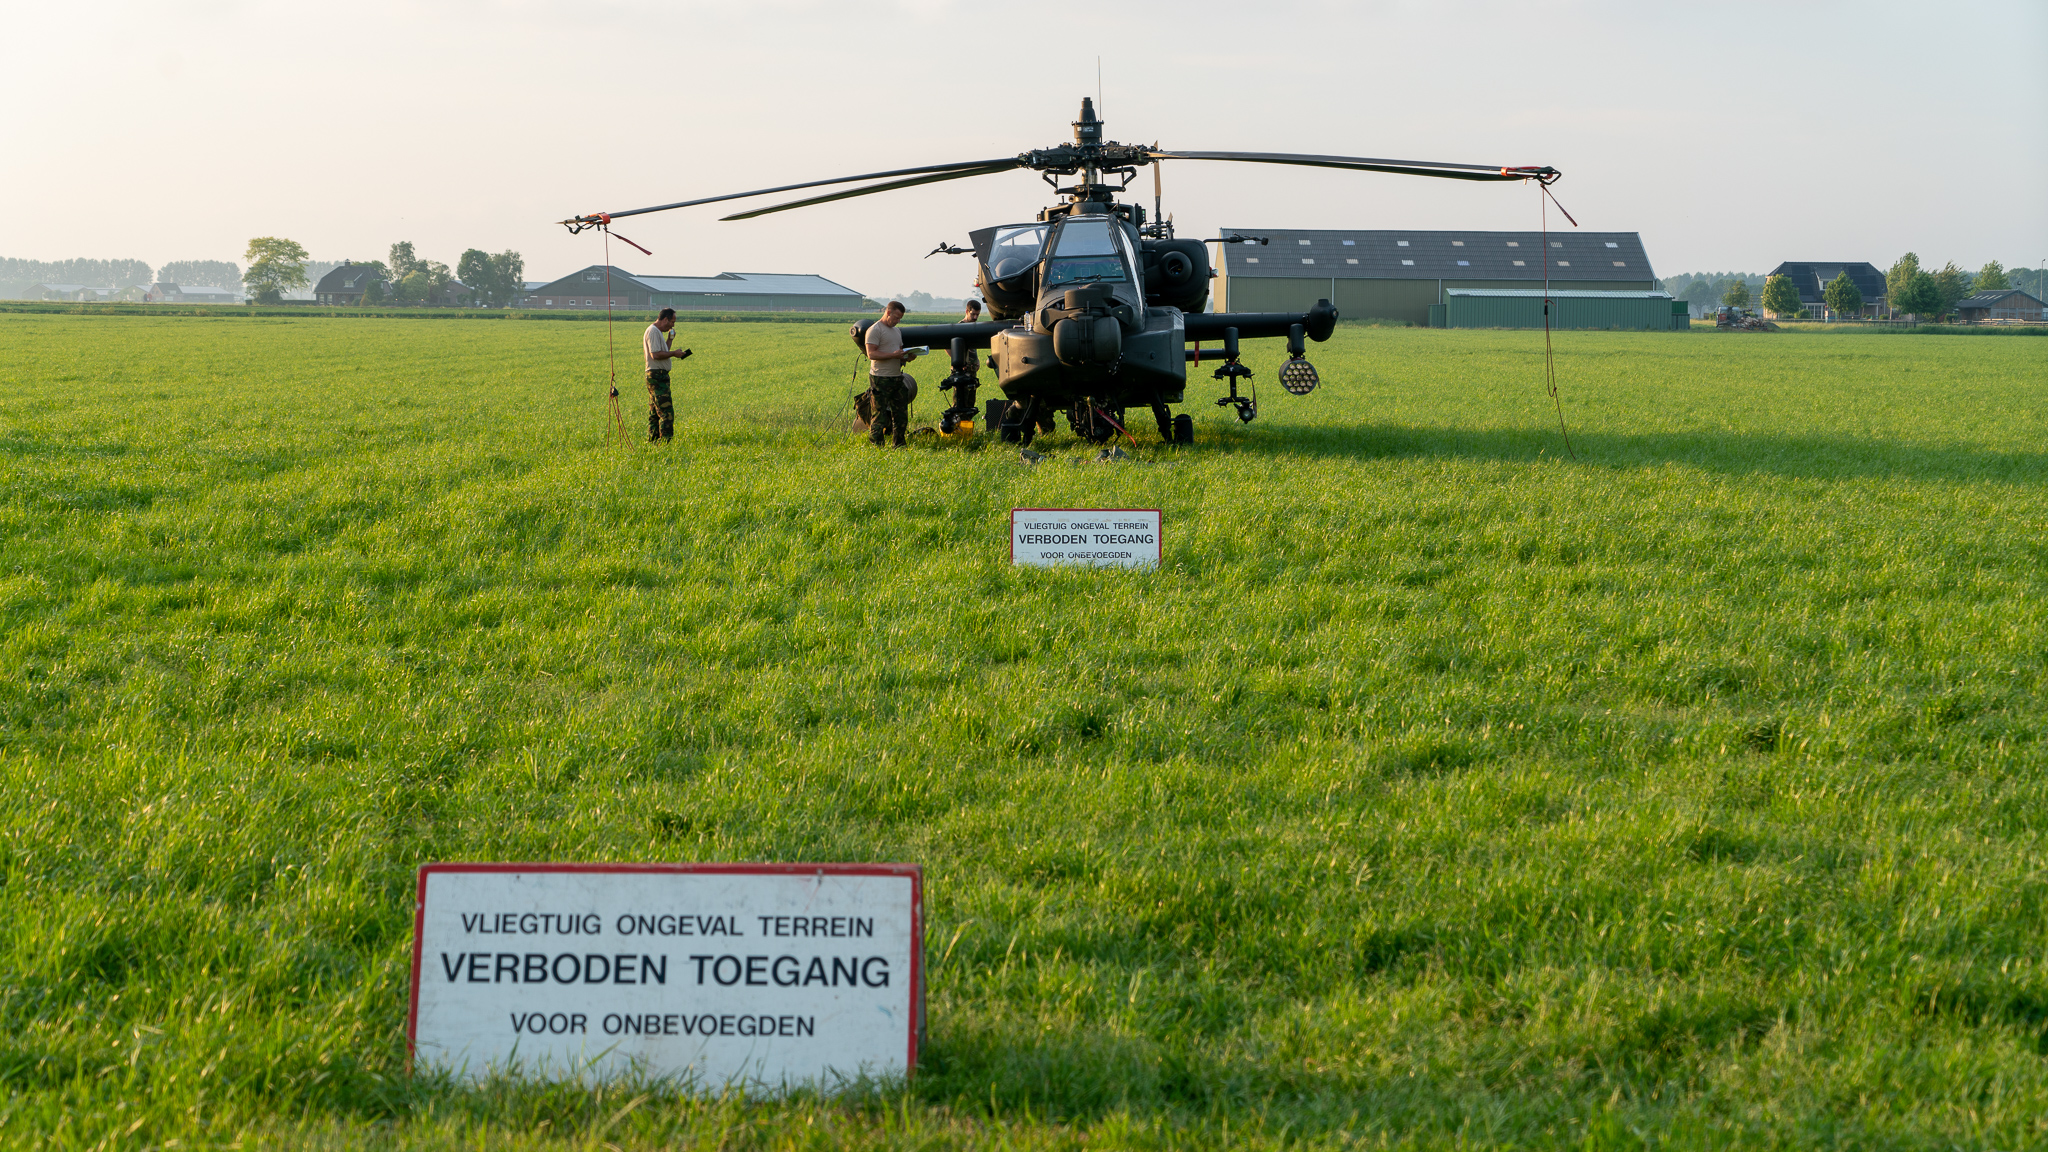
[{"x1": 1, "y1": 315, "x2": 2045, "y2": 1149}]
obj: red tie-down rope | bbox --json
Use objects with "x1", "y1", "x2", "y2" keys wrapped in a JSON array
[
  {"x1": 1515, "y1": 170, "x2": 1578, "y2": 460},
  {"x1": 590, "y1": 214, "x2": 652, "y2": 446}
]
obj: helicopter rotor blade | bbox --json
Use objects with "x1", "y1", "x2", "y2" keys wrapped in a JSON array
[
  {"x1": 718, "y1": 162, "x2": 1023, "y2": 221},
  {"x1": 561, "y1": 157, "x2": 1022, "y2": 227},
  {"x1": 1148, "y1": 150, "x2": 1555, "y2": 183}
]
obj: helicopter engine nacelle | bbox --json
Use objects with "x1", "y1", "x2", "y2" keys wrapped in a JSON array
[{"x1": 1141, "y1": 239, "x2": 1211, "y2": 314}]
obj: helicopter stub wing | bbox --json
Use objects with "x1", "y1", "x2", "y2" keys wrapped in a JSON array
[{"x1": 1148, "y1": 150, "x2": 1557, "y2": 184}]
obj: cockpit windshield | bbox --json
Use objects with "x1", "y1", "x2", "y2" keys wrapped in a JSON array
[
  {"x1": 986, "y1": 224, "x2": 1049, "y2": 283},
  {"x1": 1043, "y1": 218, "x2": 1132, "y2": 290}
]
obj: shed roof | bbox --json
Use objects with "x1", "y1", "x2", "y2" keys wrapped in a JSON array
[
  {"x1": 1955, "y1": 288, "x2": 2045, "y2": 309},
  {"x1": 1764, "y1": 261, "x2": 1886, "y2": 303},
  {"x1": 313, "y1": 264, "x2": 384, "y2": 294},
  {"x1": 1447, "y1": 289, "x2": 1674, "y2": 299},
  {"x1": 638, "y1": 272, "x2": 863, "y2": 297},
  {"x1": 527, "y1": 266, "x2": 864, "y2": 298},
  {"x1": 1219, "y1": 229, "x2": 1654, "y2": 281}
]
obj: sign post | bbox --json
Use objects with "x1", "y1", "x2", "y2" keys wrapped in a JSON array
[
  {"x1": 1011, "y1": 508, "x2": 1162, "y2": 569},
  {"x1": 408, "y1": 862, "x2": 921, "y2": 1089}
]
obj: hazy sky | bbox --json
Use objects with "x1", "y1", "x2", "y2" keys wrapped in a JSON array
[{"x1": 5, "y1": 0, "x2": 2043, "y2": 296}]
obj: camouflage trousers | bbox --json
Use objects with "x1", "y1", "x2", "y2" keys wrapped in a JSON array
[
  {"x1": 868, "y1": 375, "x2": 910, "y2": 447},
  {"x1": 646, "y1": 370, "x2": 674, "y2": 441}
]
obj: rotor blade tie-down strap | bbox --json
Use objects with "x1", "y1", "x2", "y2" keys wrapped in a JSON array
[
  {"x1": 1533, "y1": 178, "x2": 1576, "y2": 459},
  {"x1": 1093, "y1": 405, "x2": 1141, "y2": 450}
]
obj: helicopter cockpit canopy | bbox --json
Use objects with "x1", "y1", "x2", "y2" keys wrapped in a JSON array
[
  {"x1": 1040, "y1": 216, "x2": 1140, "y2": 309},
  {"x1": 986, "y1": 224, "x2": 1048, "y2": 281},
  {"x1": 1043, "y1": 218, "x2": 1132, "y2": 289},
  {"x1": 970, "y1": 222, "x2": 1050, "y2": 319}
]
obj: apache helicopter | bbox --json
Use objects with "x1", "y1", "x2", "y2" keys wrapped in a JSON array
[{"x1": 562, "y1": 99, "x2": 1559, "y2": 446}]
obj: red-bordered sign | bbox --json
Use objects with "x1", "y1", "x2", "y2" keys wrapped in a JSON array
[{"x1": 408, "y1": 862, "x2": 923, "y2": 1083}]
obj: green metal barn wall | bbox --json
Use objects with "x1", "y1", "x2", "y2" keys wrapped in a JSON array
[
  {"x1": 1445, "y1": 294, "x2": 1676, "y2": 330},
  {"x1": 1220, "y1": 277, "x2": 1656, "y2": 325}
]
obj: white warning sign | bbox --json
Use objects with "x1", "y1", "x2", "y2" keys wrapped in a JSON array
[
  {"x1": 408, "y1": 863, "x2": 922, "y2": 1089},
  {"x1": 1011, "y1": 508, "x2": 1161, "y2": 569}
]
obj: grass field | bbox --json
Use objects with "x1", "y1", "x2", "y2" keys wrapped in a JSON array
[{"x1": 2, "y1": 313, "x2": 2045, "y2": 1149}]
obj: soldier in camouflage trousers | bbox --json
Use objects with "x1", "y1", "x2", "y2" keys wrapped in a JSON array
[
  {"x1": 863, "y1": 300, "x2": 916, "y2": 447},
  {"x1": 643, "y1": 309, "x2": 692, "y2": 441}
]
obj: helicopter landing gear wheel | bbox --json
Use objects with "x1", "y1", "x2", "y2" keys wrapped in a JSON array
[
  {"x1": 1173, "y1": 413, "x2": 1194, "y2": 445},
  {"x1": 985, "y1": 399, "x2": 1006, "y2": 437},
  {"x1": 1006, "y1": 397, "x2": 1040, "y2": 447}
]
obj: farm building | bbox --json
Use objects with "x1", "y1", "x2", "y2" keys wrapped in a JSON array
[
  {"x1": 1439, "y1": 289, "x2": 1685, "y2": 330},
  {"x1": 143, "y1": 283, "x2": 244, "y2": 304},
  {"x1": 1215, "y1": 229, "x2": 1658, "y2": 326},
  {"x1": 521, "y1": 267, "x2": 867, "y2": 311},
  {"x1": 313, "y1": 262, "x2": 388, "y2": 306},
  {"x1": 1954, "y1": 288, "x2": 2046, "y2": 323},
  {"x1": 1764, "y1": 261, "x2": 1887, "y2": 317}
]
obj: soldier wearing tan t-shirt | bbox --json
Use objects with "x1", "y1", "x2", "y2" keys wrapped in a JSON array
[
  {"x1": 642, "y1": 308, "x2": 690, "y2": 442},
  {"x1": 863, "y1": 301, "x2": 917, "y2": 447}
]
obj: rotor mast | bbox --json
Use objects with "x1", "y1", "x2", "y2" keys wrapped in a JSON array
[{"x1": 1074, "y1": 96, "x2": 1106, "y2": 202}]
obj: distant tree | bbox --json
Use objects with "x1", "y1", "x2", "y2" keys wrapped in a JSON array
[
  {"x1": 1975, "y1": 261, "x2": 2009, "y2": 292},
  {"x1": 1933, "y1": 262, "x2": 1972, "y2": 319},
  {"x1": 457, "y1": 249, "x2": 494, "y2": 307},
  {"x1": 388, "y1": 241, "x2": 419, "y2": 281},
  {"x1": 1893, "y1": 270, "x2": 1942, "y2": 320},
  {"x1": 1885, "y1": 252, "x2": 1920, "y2": 317},
  {"x1": 1822, "y1": 271, "x2": 1863, "y2": 317},
  {"x1": 1760, "y1": 274, "x2": 1802, "y2": 317},
  {"x1": 1721, "y1": 279, "x2": 1750, "y2": 309},
  {"x1": 360, "y1": 278, "x2": 386, "y2": 306},
  {"x1": 392, "y1": 259, "x2": 453, "y2": 305},
  {"x1": 156, "y1": 260, "x2": 240, "y2": 289},
  {"x1": 489, "y1": 250, "x2": 523, "y2": 307},
  {"x1": 242, "y1": 237, "x2": 309, "y2": 305}
]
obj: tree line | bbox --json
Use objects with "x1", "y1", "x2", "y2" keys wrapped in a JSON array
[
  {"x1": 1659, "y1": 273, "x2": 1764, "y2": 316},
  {"x1": 1877, "y1": 255, "x2": 2021, "y2": 321},
  {"x1": 240, "y1": 238, "x2": 524, "y2": 307},
  {"x1": 1668, "y1": 258, "x2": 2039, "y2": 322},
  {"x1": 0, "y1": 257, "x2": 154, "y2": 290}
]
